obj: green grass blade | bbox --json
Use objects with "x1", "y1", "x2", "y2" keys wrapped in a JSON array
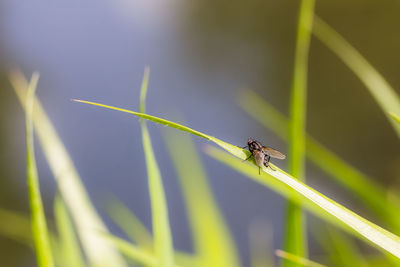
[
  {"x1": 25, "y1": 73, "x2": 54, "y2": 267},
  {"x1": 285, "y1": 0, "x2": 315, "y2": 262},
  {"x1": 10, "y1": 70, "x2": 127, "y2": 267},
  {"x1": 54, "y1": 195, "x2": 86, "y2": 267},
  {"x1": 237, "y1": 90, "x2": 400, "y2": 231},
  {"x1": 204, "y1": 145, "x2": 400, "y2": 260},
  {"x1": 313, "y1": 16, "x2": 400, "y2": 138},
  {"x1": 275, "y1": 249, "x2": 326, "y2": 267},
  {"x1": 72, "y1": 96, "x2": 400, "y2": 259},
  {"x1": 72, "y1": 99, "x2": 247, "y2": 160},
  {"x1": 163, "y1": 129, "x2": 240, "y2": 267},
  {"x1": 138, "y1": 68, "x2": 174, "y2": 267},
  {"x1": 389, "y1": 112, "x2": 400, "y2": 125},
  {"x1": 105, "y1": 197, "x2": 153, "y2": 250}
]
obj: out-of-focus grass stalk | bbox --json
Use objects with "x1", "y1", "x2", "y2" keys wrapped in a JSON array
[
  {"x1": 25, "y1": 73, "x2": 54, "y2": 267},
  {"x1": 106, "y1": 197, "x2": 153, "y2": 250},
  {"x1": 164, "y1": 129, "x2": 240, "y2": 267},
  {"x1": 106, "y1": 198, "x2": 203, "y2": 266},
  {"x1": 285, "y1": 0, "x2": 315, "y2": 263},
  {"x1": 139, "y1": 67, "x2": 174, "y2": 267},
  {"x1": 0, "y1": 209, "x2": 32, "y2": 246},
  {"x1": 102, "y1": 233, "x2": 199, "y2": 267},
  {"x1": 10, "y1": 70, "x2": 127, "y2": 267},
  {"x1": 53, "y1": 195, "x2": 85, "y2": 267},
  {"x1": 101, "y1": 234, "x2": 157, "y2": 266},
  {"x1": 237, "y1": 90, "x2": 400, "y2": 232},
  {"x1": 313, "y1": 16, "x2": 400, "y2": 138},
  {"x1": 275, "y1": 250, "x2": 326, "y2": 267},
  {"x1": 72, "y1": 98, "x2": 400, "y2": 259},
  {"x1": 315, "y1": 226, "x2": 368, "y2": 267}
]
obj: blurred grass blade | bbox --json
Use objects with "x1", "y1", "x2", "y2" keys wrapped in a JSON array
[
  {"x1": 204, "y1": 145, "x2": 400, "y2": 260},
  {"x1": 139, "y1": 68, "x2": 174, "y2": 267},
  {"x1": 25, "y1": 73, "x2": 54, "y2": 267},
  {"x1": 237, "y1": 89, "x2": 400, "y2": 232},
  {"x1": 313, "y1": 16, "x2": 400, "y2": 138},
  {"x1": 105, "y1": 198, "x2": 203, "y2": 266},
  {"x1": 54, "y1": 195, "x2": 85, "y2": 267},
  {"x1": 275, "y1": 249, "x2": 326, "y2": 267},
  {"x1": 163, "y1": 129, "x2": 240, "y2": 267},
  {"x1": 106, "y1": 197, "x2": 153, "y2": 250},
  {"x1": 389, "y1": 112, "x2": 400, "y2": 125},
  {"x1": 315, "y1": 226, "x2": 368, "y2": 267},
  {"x1": 72, "y1": 92, "x2": 400, "y2": 258},
  {"x1": 285, "y1": 0, "x2": 315, "y2": 262},
  {"x1": 0, "y1": 209, "x2": 32, "y2": 246},
  {"x1": 101, "y1": 233, "x2": 199, "y2": 267},
  {"x1": 101, "y1": 234, "x2": 157, "y2": 266},
  {"x1": 249, "y1": 220, "x2": 274, "y2": 267},
  {"x1": 10, "y1": 70, "x2": 127, "y2": 267}
]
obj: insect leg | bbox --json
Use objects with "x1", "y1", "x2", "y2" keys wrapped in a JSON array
[
  {"x1": 264, "y1": 156, "x2": 276, "y2": 171},
  {"x1": 243, "y1": 154, "x2": 252, "y2": 162}
]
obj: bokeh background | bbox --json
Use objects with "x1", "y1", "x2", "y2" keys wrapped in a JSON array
[{"x1": 1, "y1": 0, "x2": 400, "y2": 266}]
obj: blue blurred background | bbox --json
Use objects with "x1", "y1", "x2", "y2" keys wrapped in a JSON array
[{"x1": 1, "y1": 0, "x2": 400, "y2": 266}]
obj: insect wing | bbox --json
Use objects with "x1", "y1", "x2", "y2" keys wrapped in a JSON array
[{"x1": 261, "y1": 146, "x2": 286, "y2": 159}]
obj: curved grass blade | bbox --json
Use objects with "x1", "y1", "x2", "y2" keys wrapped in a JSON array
[
  {"x1": 54, "y1": 195, "x2": 85, "y2": 267},
  {"x1": 275, "y1": 249, "x2": 326, "y2": 267},
  {"x1": 139, "y1": 68, "x2": 174, "y2": 267},
  {"x1": 285, "y1": 0, "x2": 315, "y2": 262},
  {"x1": 72, "y1": 99, "x2": 247, "y2": 160},
  {"x1": 163, "y1": 129, "x2": 240, "y2": 267},
  {"x1": 204, "y1": 145, "x2": 400, "y2": 260},
  {"x1": 10, "y1": 70, "x2": 127, "y2": 267},
  {"x1": 72, "y1": 96, "x2": 400, "y2": 258},
  {"x1": 25, "y1": 73, "x2": 54, "y2": 267},
  {"x1": 313, "y1": 16, "x2": 400, "y2": 138},
  {"x1": 237, "y1": 89, "x2": 400, "y2": 232}
]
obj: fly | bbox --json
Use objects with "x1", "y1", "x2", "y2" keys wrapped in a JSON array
[{"x1": 244, "y1": 138, "x2": 286, "y2": 174}]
